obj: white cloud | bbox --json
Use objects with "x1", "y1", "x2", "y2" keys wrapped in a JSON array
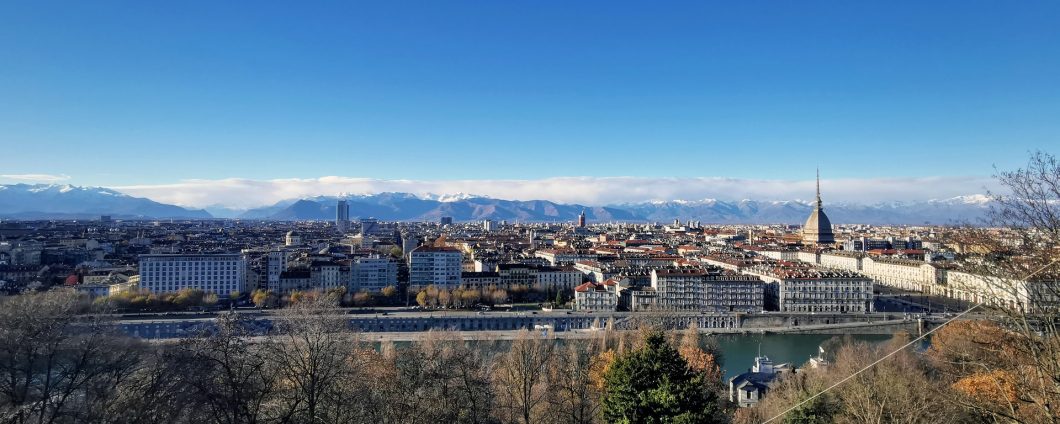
[
  {"x1": 0, "y1": 173, "x2": 72, "y2": 182},
  {"x1": 111, "y1": 175, "x2": 1001, "y2": 209}
]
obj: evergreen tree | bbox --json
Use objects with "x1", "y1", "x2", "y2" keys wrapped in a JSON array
[
  {"x1": 782, "y1": 393, "x2": 834, "y2": 424},
  {"x1": 602, "y1": 331, "x2": 722, "y2": 423}
]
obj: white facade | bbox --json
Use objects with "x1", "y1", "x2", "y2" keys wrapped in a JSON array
[
  {"x1": 352, "y1": 256, "x2": 398, "y2": 291},
  {"x1": 266, "y1": 250, "x2": 287, "y2": 291},
  {"x1": 943, "y1": 271, "x2": 1058, "y2": 312},
  {"x1": 574, "y1": 281, "x2": 618, "y2": 312},
  {"x1": 534, "y1": 249, "x2": 596, "y2": 266},
  {"x1": 778, "y1": 277, "x2": 873, "y2": 313},
  {"x1": 285, "y1": 231, "x2": 301, "y2": 246},
  {"x1": 138, "y1": 254, "x2": 246, "y2": 297},
  {"x1": 796, "y1": 251, "x2": 820, "y2": 264},
  {"x1": 536, "y1": 268, "x2": 583, "y2": 291},
  {"x1": 818, "y1": 252, "x2": 862, "y2": 272},
  {"x1": 765, "y1": 270, "x2": 873, "y2": 313},
  {"x1": 756, "y1": 250, "x2": 799, "y2": 261},
  {"x1": 650, "y1": 269, "x2": 765, "y2": 312},
  {"x1": 409, "y1": 246, "x2": 463, "y2": 289},
  {"x1": 861, "y1": 257, "x2": 938, "y2": 291},
  {"x1": 310, "y1": 262, "x2": 343, "y2": 290}
]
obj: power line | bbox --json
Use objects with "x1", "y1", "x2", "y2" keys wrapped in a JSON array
[{"x1": 761, "y1": 259, "x2": 1059, "y2": 424}]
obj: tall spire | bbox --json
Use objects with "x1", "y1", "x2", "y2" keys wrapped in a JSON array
[{"x1": 815, "y1": 168, "x2": 822, "y2": 210}]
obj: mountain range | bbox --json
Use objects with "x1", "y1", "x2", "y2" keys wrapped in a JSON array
[
  {"x1": 0, "y1": 184, "x2": 210, "y2": 219},
  {"x1": 0, "y1": 184, "x2": 992, "y2": 225}
]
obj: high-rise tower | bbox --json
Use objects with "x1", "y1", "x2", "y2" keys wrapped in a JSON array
[
  {"x1": 336, "y1": 200, "x2": 350, "y2": 233},
  {"x1": 801, "y1": 169, "x2": 835, "y2": 246}
]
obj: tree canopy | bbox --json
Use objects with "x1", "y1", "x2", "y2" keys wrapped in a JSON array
[{"x1": 602, "y1": 331, "x2": 722, "y2": 424}]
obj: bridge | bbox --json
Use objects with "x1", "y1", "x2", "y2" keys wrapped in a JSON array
[{"x1": 101, "y1": 309, "x2": 940, "y2": 340}]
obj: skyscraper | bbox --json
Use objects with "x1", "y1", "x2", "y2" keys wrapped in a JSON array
[
  {"x1": 577, "y1": 210, "x2": 586, "y2": 228},
  {"x1": 336, "y1": 200, "x2": 350, "y2": 233},
  {"x1": 802, "y1": 169, "x2": 835, "y2": 246}
]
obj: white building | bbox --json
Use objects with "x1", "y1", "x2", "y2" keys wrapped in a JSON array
[
  {"x1": 729, "y1": 356, "x2": 790, "y2": 408},
  {"x1": 861, "y1": 256, "x2": 938, "y2": 292},
  {"x1": 266, "y1": 250, "x2": 287, "y2": 291},
  {"x1": 574, "y1": 280, "x2": 618, "y2": 312},
  {"x1": 474, "y1": 258, "x2": 499, "y2": 272},
  {"x1": 138, "y1": 254, "x2": 246, "y2": 297},
  {"x1": 0, "y1": 241, "x2": 43, "y2": 266},
  {"x1": 409, "y1": 246, "x2": 463, "y2": 289},
  {"x1": 796, "y1": 251, "x2": 820, "y2": 264},
  {"x1": 285, "y1": 231, "x2": 302, "y2": 247},
  {"x1": 942, "y1": 270, "x2": 1058, "y2": 312},
  {"x1": 75, "y1": 279, "x2": 137, "y2": 298},
  {"x1": 310, "y1": 261, "x2": 343, "y2": 290},
  {"x1": 747, "y1": 267, "x2": 873, "y2": 313},
  {"x1": 352, "y1": 256, "x2": 398, "y2": 291},
  {"x1": 536, "y1": 266, "x2": 583, "y2": 291},
  {"x1": 650, "y1": 269, "x2": 765, "y2": 312},
  {"x1": 818, "y1": 251, "x2": 863, "y2": 273},
  {"x1": 755, "y1": 250, "x2": 799, "y2": 261},
  {"x1": 534, "y1": 248, "x2": 597, "y2": 266}
]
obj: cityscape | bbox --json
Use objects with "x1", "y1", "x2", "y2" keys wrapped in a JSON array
[{"x1": 2, "y1": 2, "x2": 1059, "y2": 424}]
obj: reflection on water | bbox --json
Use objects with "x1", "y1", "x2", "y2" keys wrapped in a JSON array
[
  {"x1": 375, "y1": 331, "x2": 917, "y2": 382},
  {"x1": 712, "y1": 333, "x2": 895, "y2": 380}
]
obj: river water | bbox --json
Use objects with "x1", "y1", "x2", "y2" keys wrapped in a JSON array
[
  {"x1": 712, "y1": 333, "x2": 896, "y2": 380},
  {"x1": 378, "y1": 332, "x2": 901, "y2": 382}
]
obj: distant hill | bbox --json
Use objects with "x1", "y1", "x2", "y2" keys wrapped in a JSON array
[
  {"x1": 616, "y1": 195, "x2": 992, "y2": 225},
  {"x1": 0, "y1": 184, "x2": 212, "y2": 219},
  {"x1": 238, "y1": 193, "x2": 991, "y2": 225},
  {"x1": 239, "y1": 193, "x2": 639, "y2": 222},
  {"x1": 0, "y1": 184, "x2": 993, "y2": 224}
]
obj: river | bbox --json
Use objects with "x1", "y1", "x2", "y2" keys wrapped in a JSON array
[{"x1": 711, "y1": 333, "x2": 896, "y2": 380}]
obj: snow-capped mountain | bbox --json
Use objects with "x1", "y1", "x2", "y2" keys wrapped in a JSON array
[
  {"x1": 418, "y1": 192, "x2": 484, "y2": 202},
  {"x1": 616, "y1": 196, "x2": 991, "y2": 225},
  {"x1": 238, "y1": 193, "x2": 637, "y2": 222},
  {"x1": 0, "y1": 184, "x2": 993, "y2": 224},
  {"x1": 232, "y1": 193, "x2": 991, "y2": 224},
  {"x1": 0, "y1": 184, "x2": 212, "y2": 219}
]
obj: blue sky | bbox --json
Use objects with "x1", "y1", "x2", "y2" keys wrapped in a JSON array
[{"x1": 1, "y1": 1, "x2": 1058, "y2": 204}]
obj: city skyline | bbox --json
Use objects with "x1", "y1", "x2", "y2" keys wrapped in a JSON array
[
  {"x1": 3, "y1": 2, "x2": 1059, "y2": 423},
  {"x1": 2, "y1": 1, "x2": 1058, "y2": 188}
]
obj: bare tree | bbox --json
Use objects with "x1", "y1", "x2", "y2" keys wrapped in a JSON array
[
  {"x1": 947, "y1": 151, "x2": 1060, "y2": 422},
  {"x1": 96, "y1": 345, "x2": 196, "y2": 424},
  {"x1": 544, "y1": 342, "x2": 600, "y2": 424},
  {"x1": 828, "y1": 334, "x2": 959, "y2": 424},
  {"x1": 262, "y1": 293, "x2": 365, "y2": 423},
  {"x1": 0, "y1": 290, "x2": 143, "y2": 424},
  {"x1": 377, "y1": 331, "x2": 495, "y2": 424},
  {"x1": 172, "y1": 312, "x2": 277, "y2": 424},
  {"x1": 492, "y1": 330, "x2": 556, "y2": 424},
  {"x1": 736, "y1": 336, "x2": 963, "y2": 424}
]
